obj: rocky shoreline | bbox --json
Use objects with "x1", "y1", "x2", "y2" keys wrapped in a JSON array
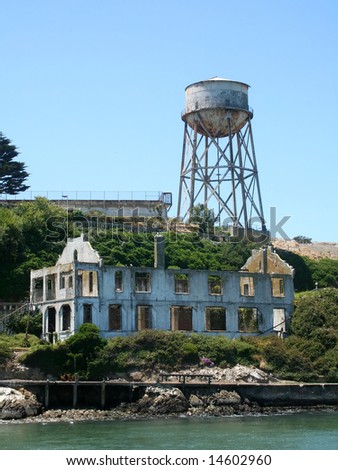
[
  {"x1": 13, "y1": 406, "x2": 338, "y2": 425},
  {"x1": 2, "y1": 384, "x2": 338, "y2": 424}
]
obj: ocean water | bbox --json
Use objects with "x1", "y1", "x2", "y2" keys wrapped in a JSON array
[{"x1": 1, "y1": 411, "x2": 338, "y2": 450}]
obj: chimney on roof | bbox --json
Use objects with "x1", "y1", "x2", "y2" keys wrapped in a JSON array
[
  {"x1": 154, "y1": 233, "x2": 165, "y2": 269},
  {"x1": 263, "y1": 247, "x2": 268, "y2": 274}
]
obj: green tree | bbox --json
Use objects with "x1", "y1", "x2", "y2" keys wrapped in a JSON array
[
  {"x1": 65, "y1": 324, "x2": 106, "y2": 378},
  {"x1": 306, "y1": 258, "x2": 338, "y2": 289},
  {"x1": 0, "y1": 198, "x2": 66, "y2": 300},
  {"x1": 0, "y1": 132, "x2": 29, "y2": 194},
  {"x1": 276, "y1": 249, "x2": 314, "y2": 291},
  {"x1": 5, "y1": 311, "x2": 42, "y2": 337},
  {"x1": 189, "y1": 204, "x2": 215, "y2": 236},
  {"x1": 293, "y1": 235, "x2": 312, "y2": 244},
  {"x1": 291, "y1": 289, "x2": 338, "y2": 351}
]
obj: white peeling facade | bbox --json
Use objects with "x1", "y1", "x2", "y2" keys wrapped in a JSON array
[{"x1": 30, "y1": 235, "x2": 294, "y2": 342}]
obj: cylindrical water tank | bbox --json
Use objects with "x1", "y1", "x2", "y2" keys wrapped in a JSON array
[{"x1": 182, "y1": 77, "x2": 252, "y2": 137}]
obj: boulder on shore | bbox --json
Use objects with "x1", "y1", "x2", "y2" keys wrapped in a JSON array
[
  {"x1": 123, "y1": 386, "x2": 243, "y2": 416},
  {"x1": 136, "y1": 386, "x2": 189, "y2": 415},
  {"x1": 0, "y1": 387, "x2": 42, "y2": 420},
  {"x1": 189, "y1": 389, "x2": 241, "y2": 408}
]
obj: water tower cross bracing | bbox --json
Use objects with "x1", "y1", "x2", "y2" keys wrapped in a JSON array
[{"x1": 177, "y1": 77, "x2": 267, "y2": 233}]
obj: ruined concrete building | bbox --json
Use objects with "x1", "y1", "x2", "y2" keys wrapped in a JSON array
[{"x1": 30, "y1": 235, "x2": 294, "y2": 342}]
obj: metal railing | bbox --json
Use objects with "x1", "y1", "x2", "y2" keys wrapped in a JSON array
[{"x1": 0, "y1": 190, "x2": 166, "y2": 202}]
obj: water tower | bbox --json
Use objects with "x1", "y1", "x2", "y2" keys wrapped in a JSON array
[{"x1": 177, "y1": 77, "x2": 267, "y2": 236}]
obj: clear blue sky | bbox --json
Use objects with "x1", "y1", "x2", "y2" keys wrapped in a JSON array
[{"x1": 2, "y1": 0, "x2": 338, "y2": 242}]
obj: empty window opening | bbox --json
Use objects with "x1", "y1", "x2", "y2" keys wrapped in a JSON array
[
  {"x1": 208, "y1": 275, "x2": 223, "y2": 295},
  {"x1": 205, "y1": 307, "x2": 226, "y2": 331},
  {"x1": 238, "y1": 307, "x2": 259, "y2": 332},
  {"x1": 137, "y1": 305, "x2": 152, "y2": 330},
  {"x1": 60, "y1": 274, "x2": 66, "y2": 289},
  {"x1": 240, "y1": 276, "x2": 255, "y2": 296},
  {"x1": 115, "y1": 271, "x2": 123, "y2": 292},
  {"x1": 33, "y1": 277, "x2": 43, "y2": 302},
  {"x1": 171, "y1": 306, "x2": 193, "y2": 331},
  {"x1": 89, "y1": 272, "x2": 94, "y2": 293},
  {"x1": 77, "y1": 273, "x2": 83, "y2": 296},
  {"x1": 78, "y1": 270, "x2": 98, "y2": 296},
  {"x1": 46, "y1": 275, "x2": 56, "y2": 300},
  {"x1": 60, "y1": 272, "x2": 72, "y2": 290},
  {"x1": 47, "y1": 307, "x2": 56, "y2": 333},
  {"x1": 271, "y1": 277, "x2": 285, "y2": 297},
  {"x1": 174, "y1": 273, "x2": 189, "y2": 294},
  {"x1": 109, "y1": 304, "x2": 122, "y2": 330},
  {"x1": 61, "y1": 304, "x2": 71, "y2": 331},
  {"x1": 273, "y1": 308, "x2": 286, "y2": 334},
  {"x1": 34, "y1": 278, "x2": 43, "y2": 289},
  {"x1": 83, "y1": 304, "x2": 92, "y2": 323},
  {"x1": 135, "y1": 272, "x2": 151, "y2": 292}
]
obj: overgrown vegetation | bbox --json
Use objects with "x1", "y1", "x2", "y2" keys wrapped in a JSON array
[
  {"x1": 255, "y1": 288, "x2": 338, "y2": 382},
  {"x1": 90, "y1": 231, "x2": 257, "y2": 271},
  {"x1": 86, "y1": 331, "x2": 259, "y2": 379},
  {"x1": 0, "y1": 333, "x2": 42, "y2": 366},
  {"x1": 21, "y1": 324, "x2": 106, "y2": 379},
  {"x1": 0, "y1": 333, "x2": 42, "y2": 349},
  {"x1": 5, "y1": 311, "x2": 43, "y2": 337},
  {"x1": 21, "y1": 328, "x2": 259, "y2": 380}
]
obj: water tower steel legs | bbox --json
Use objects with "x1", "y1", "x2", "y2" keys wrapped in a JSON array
[
  {"x1": 236, "y1": 131, "x2": 249, "y2": 229},
  {"x1": 177, "y1": 123, "x2": 187, "y2": 221},
  {"x1": 204, "y1": 136, "x2": 209, "y2": 210},
  {"x1": 246, "y1": 120, "x2": 266, "y2": 230},
  {"x1": 228, "y1": 117, "x2": 238, "y2": 227},
  {"x1": 189, "y1": 125, "x2": 198, "y2": 217},
  {"x1": 177, "y1": 117, "x2": 266, "y2": 231}
]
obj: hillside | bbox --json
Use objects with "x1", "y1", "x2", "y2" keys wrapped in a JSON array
[{"x1": 272, "y1": 239, "x2": 338, "y2": 260}]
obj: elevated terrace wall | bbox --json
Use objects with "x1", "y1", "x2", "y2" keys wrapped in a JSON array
[{"x1": 1, "y1": 380, "x2": 338, "y2": 410}]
